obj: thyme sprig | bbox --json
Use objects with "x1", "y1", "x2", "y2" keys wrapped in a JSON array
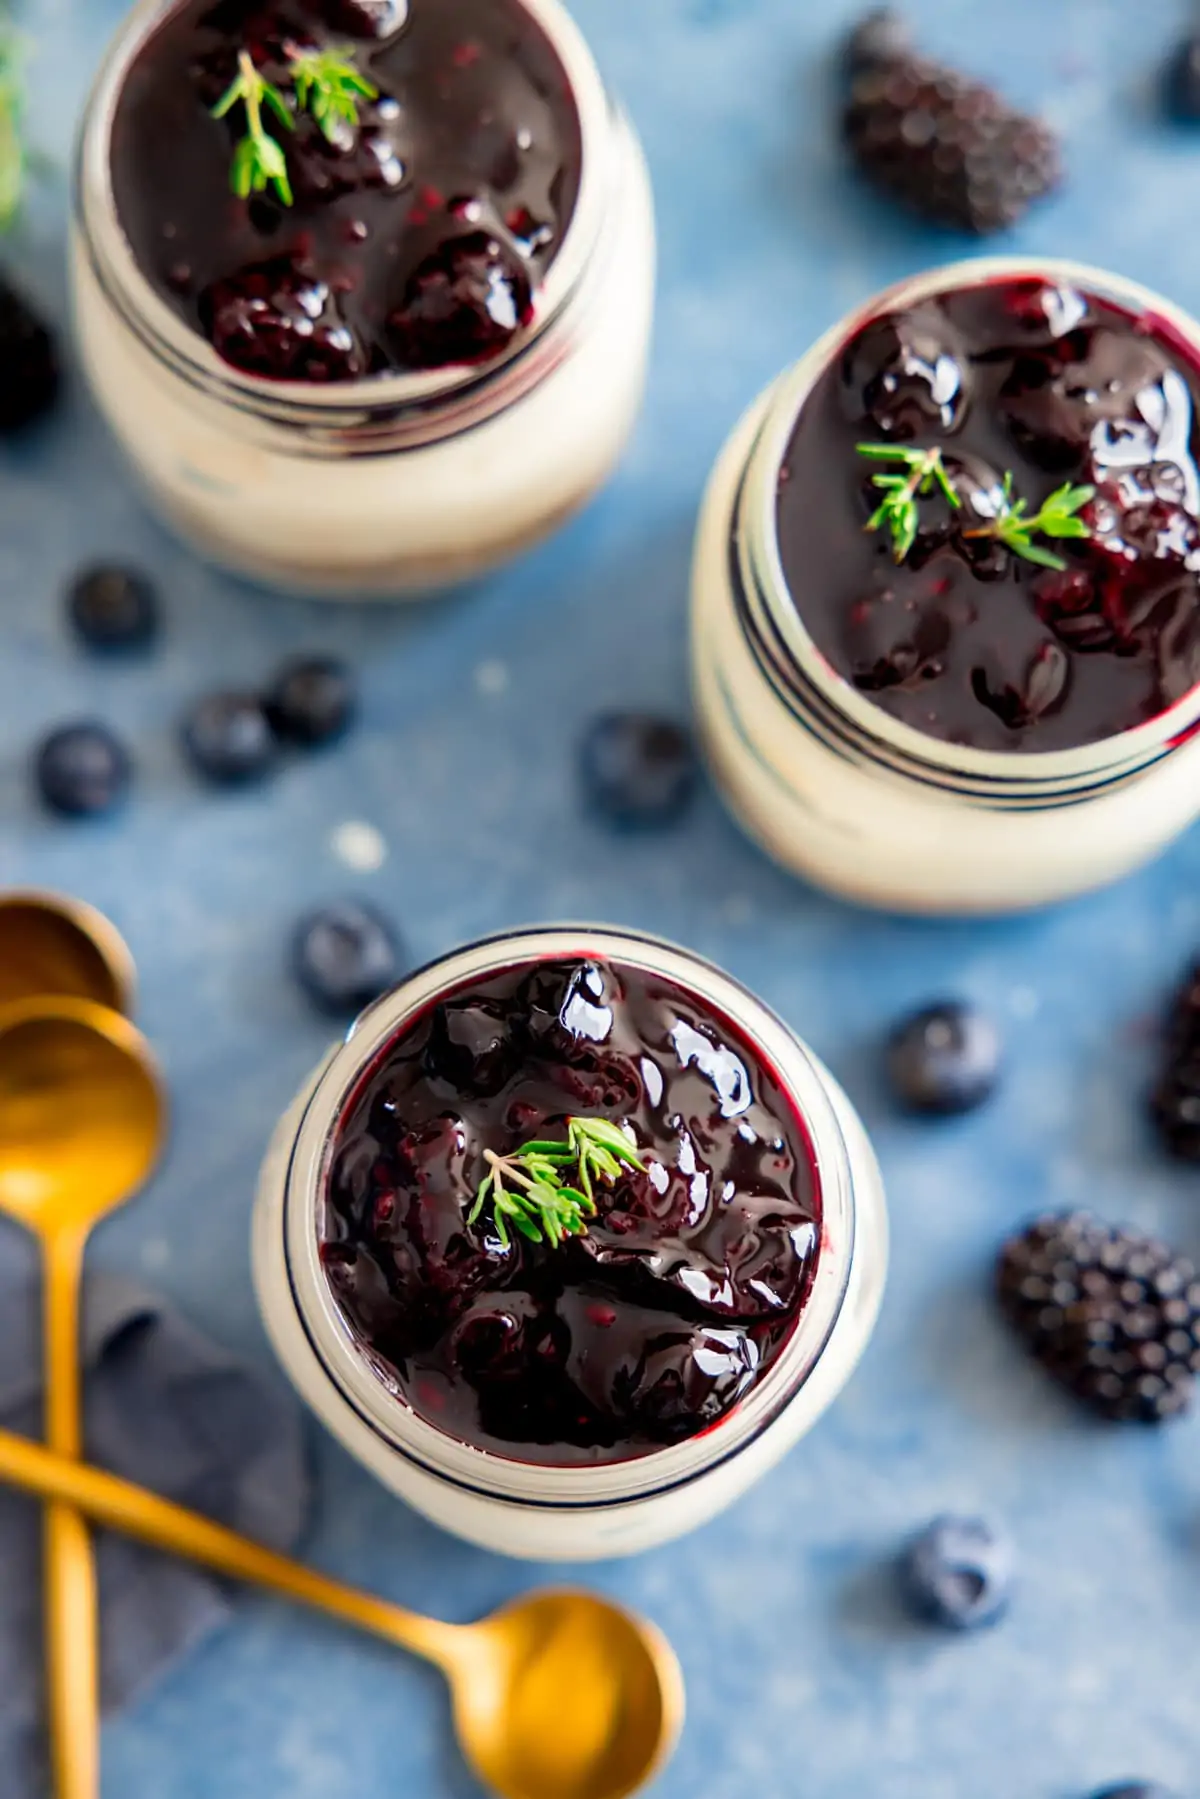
[
  {"x1": 211, "y1": 50, "x2": 294, "y2": 206},
  {"x1": 468, "y1": 1117, "x2": 645, "y2": 1251},
  {"x1": 963, "y1": 475, "x2": 1095, "y2": 572},
  {"x1": 0, "y1": 24, "x2": 25, "y2": 232},
  {"x1": 857, "y1": 442, "x2": 961, "y2": 563},
  {"x1": 289, "y1": 43, "x2": 378, "y2": 142},
  {"x1": 211, "y1": 44, "x2": 377, "y2": 206}
]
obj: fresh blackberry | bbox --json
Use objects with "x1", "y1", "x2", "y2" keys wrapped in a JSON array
[
  {"x1": 843, "y1": 47, "x2": 1061, "y2": 234},
  {"x1": 997, "y1": 1212, "x2": 1200, "y2": 1424},
  {"x1": 1151, "y1": 960, "x2": 1200, "y2": 1161}
]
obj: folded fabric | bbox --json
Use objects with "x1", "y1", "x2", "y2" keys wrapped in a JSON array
[{"x1": 0, "y1": 1248, "x2": 310, "y2": 1798}]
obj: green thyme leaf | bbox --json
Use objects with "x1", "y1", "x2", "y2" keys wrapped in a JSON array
[
  {"x1": 855, "y1": 443, "x2": 961, "y2": 565},
  {"x1": 288, "y1": 43, "x2": 378, "y2": 142},
  {"x1": 963, "y1": 476, "x2": 1095, "y2": 569},
  {"x1": 0, "y1": 25, "x2": 25, "y2": 233},
  {"x1": 211, "y1": 50, "x2": 294, "y2": 208},
  {"x1": 469, "y1": 1115, "x2": 644, "y2": 1250}
]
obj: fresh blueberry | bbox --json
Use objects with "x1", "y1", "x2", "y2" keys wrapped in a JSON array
[
  {"x1": 901, "y1": 1515, "x2": 1014, "y2": 1630},
  {"x1": 1090, "y1": 1787, "x2": 1180, "y2": 1799},
  {"x1": 34, "y1": 723, "x2": 131, "y2": 818},
  {"x1": 182, "y1": 691, "x2": 276, "y2": 785},
  {"x1": 266, "y1": 655, "x2": 357, "y2": 747},
  {"x1": 1090, "y1": 1788, "x2": 1180, "y2": 1799},
  {"x1": 885, "y1": 1000, "x2": 1001, "y2": 1116},
  {"x1": 1164, "y1": 34, "x2": 1200, "y2": 124},
  {"x1": 293, "y1": 901, "x2": 404, "y2": 1015},
  {"x1": 67, "y1": 565, "x2": 159, "y2": 652},
  {"x1": 580, "y1": 713, "x2": 698, "y2": 829}
]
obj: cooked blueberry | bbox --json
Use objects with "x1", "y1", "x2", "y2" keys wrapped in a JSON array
[
  {"x1": 326, "y1": 0, "x2": 408, "y2": 36},
  {"x1": 199, "y1": 260, "x2": 368, "y2": 382},
  {"x1": 266, "y1": 655, "x2": 357, "y2": 747},
  {"x1": 387, "y1": 232, "x2": 532, "y2": 370},
  {"x1": 0, "y1": 277, "x2": 60, "y2": 431},
  {"x1": 293, "y1": 900, "x2": 404, "y2": 1014},
  {"x1": 182, "y1": 691, "x2": 276, "y2": 785},
  {"x1": 842, "y1": 8, "x2": 910, "y2": 82},
  {"x1": 901, "y1": 1516, "x2": 1014, "y2": 1630},
  {"x1": 841, "y1": 305, "x2": 970, "y2": 440},
  {"x1": 1164, "y1": 33, "x2": 1200, "y2": 123},
  {"x1": 35, "y1": 723, "x2": 131, "y2": 818},
  {"x1": 886, "y1": 1000, "x2": 1001, "y2": 1115},
  {"x1": 580, "y1": 714, "x2": 698, "y2": 829},
  {"x1": 67, "y1": 565, "x2": 159, "y2": 652},
  {"x1": 429, "y1": 1001, "x2": 516, "y2": 1097}
]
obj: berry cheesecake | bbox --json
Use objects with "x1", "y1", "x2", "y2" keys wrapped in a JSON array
[
  {"x1": 73, "y1": 0, "x2": 655, "y2": 595},
  {"x1": 253, "y1": 927, "x2": 887, "y2": 1557},
  {"x1": 692, "y1": 258, "x2": 1200, "y2": 913}
]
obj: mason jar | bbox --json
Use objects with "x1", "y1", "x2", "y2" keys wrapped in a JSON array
[
  {"x1": 692, "y1": 256, "x2": 1200, "y2": 915},
  {"x1": 71, "y1": 0, "x2": 655, "y2": 597},
  {"x1": 252, "y1": 925, "x2": 888, "y2": 1561}
]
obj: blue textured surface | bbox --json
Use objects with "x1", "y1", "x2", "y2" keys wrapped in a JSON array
[{"x1": 3, "y1": 1, "x2": 1200, "y2": 1795}]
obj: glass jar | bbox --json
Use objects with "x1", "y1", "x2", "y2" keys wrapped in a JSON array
[
  {"x1": 692, "y1": 256, "x2": 1200, "y2": 915},
  {"x1": 71, "y1": 0, "x2": 655, "y2": 598},
  {"x1": 252, "y1": 925, "x2": 888, "y2": 1561}
]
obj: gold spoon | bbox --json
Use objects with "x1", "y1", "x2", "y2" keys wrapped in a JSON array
[
  {"x1": 0, "y1": 1000, "x2": 165, "y2": 1799},
  {"x1": 0, "y1": 1426, "x2": 685, "y2": 1799},
  {"x1": 0, "y1": 891, "x2": 136, "y2": 1015}
]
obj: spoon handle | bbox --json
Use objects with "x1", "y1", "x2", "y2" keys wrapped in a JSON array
[
  {"x1": 42, "y1": 1230, "x2": 98, "y2": 1799},
  {"x1": 0, "y1": 1424, "x2": 464, "y2": 1673}
]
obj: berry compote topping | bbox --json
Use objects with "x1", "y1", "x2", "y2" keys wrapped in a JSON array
[
  {"x1": 319, "y1": 956, "x2": 821, "y2": 1465},
  {"x1": 777, "y1": 275, "x2": 1200, "y2": 752},
  {"x1": 109, "y1": 0, "x2": 581, "y2": 381}
]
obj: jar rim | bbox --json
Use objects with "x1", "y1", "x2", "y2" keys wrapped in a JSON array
[
  {"x1": 739, "y1": 254, "x2": 1200, "y2": 789},
  {"x1": 278, "y1": 923, "x2": 858, "y2": 1508},
  {"x1": 73, "y1": 0, "x2": 611, "y2": 423}
]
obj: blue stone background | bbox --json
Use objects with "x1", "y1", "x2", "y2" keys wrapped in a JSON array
[{"x1": 2, "y1": 0, "x2": 1200, "y2": 1793}]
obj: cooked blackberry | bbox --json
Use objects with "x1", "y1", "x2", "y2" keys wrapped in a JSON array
[
  {"x1": 997, "y1": 1212, "x2": 1200, "y2": 1423},
  {"x1": 843, "y1": 49, "x2": 1061, "y2": 234},
  {"x1": 1150, "y1": 959, "x2": 1200, "y2": 1161}
]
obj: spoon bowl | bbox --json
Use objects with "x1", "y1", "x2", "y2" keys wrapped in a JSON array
[
  {"x1": 0, "y1": 892, "x2": 135, "y2": 1016},
  {"x1": 451, "y1": 1589, "x2": 684, "y2": 1799},
  {"x1": 0, "y1": 999, "x2": 162, "y2": 1232}
]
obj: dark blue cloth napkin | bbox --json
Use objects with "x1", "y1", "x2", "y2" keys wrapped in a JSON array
[{"x1": 0, "y1": 1256, "x2": 311, "y2": 1798}]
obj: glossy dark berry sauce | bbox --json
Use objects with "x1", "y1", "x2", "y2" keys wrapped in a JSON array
[
  {"x1": 777, "y1": 276, "x2": 1200, "y2": 752},
  {"x1": 109, "y1": 0, "x2": 582, "y2": 381},
  {"x1": 319, "y1": 955, "x2": 821, "y2": 1464}
]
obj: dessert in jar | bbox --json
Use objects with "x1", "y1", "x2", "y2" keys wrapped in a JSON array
[
  {"x1": 253, "y1": 926, "x2": 888, "y2": 1560},
  {"x1": 72, "y1": 0, "x2": 655, "y2": 596},
  {"x1": 692, "y1": 257, "x2": 1200, "y2": 914}
]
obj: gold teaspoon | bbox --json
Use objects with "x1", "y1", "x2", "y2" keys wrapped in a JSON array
[
  {"x1": 0, "y1": 1001, "x2": 165, "y2": 1799},
  {"x1": 0, "y1": 1426, "x2": 685, "y2": 1799}
]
